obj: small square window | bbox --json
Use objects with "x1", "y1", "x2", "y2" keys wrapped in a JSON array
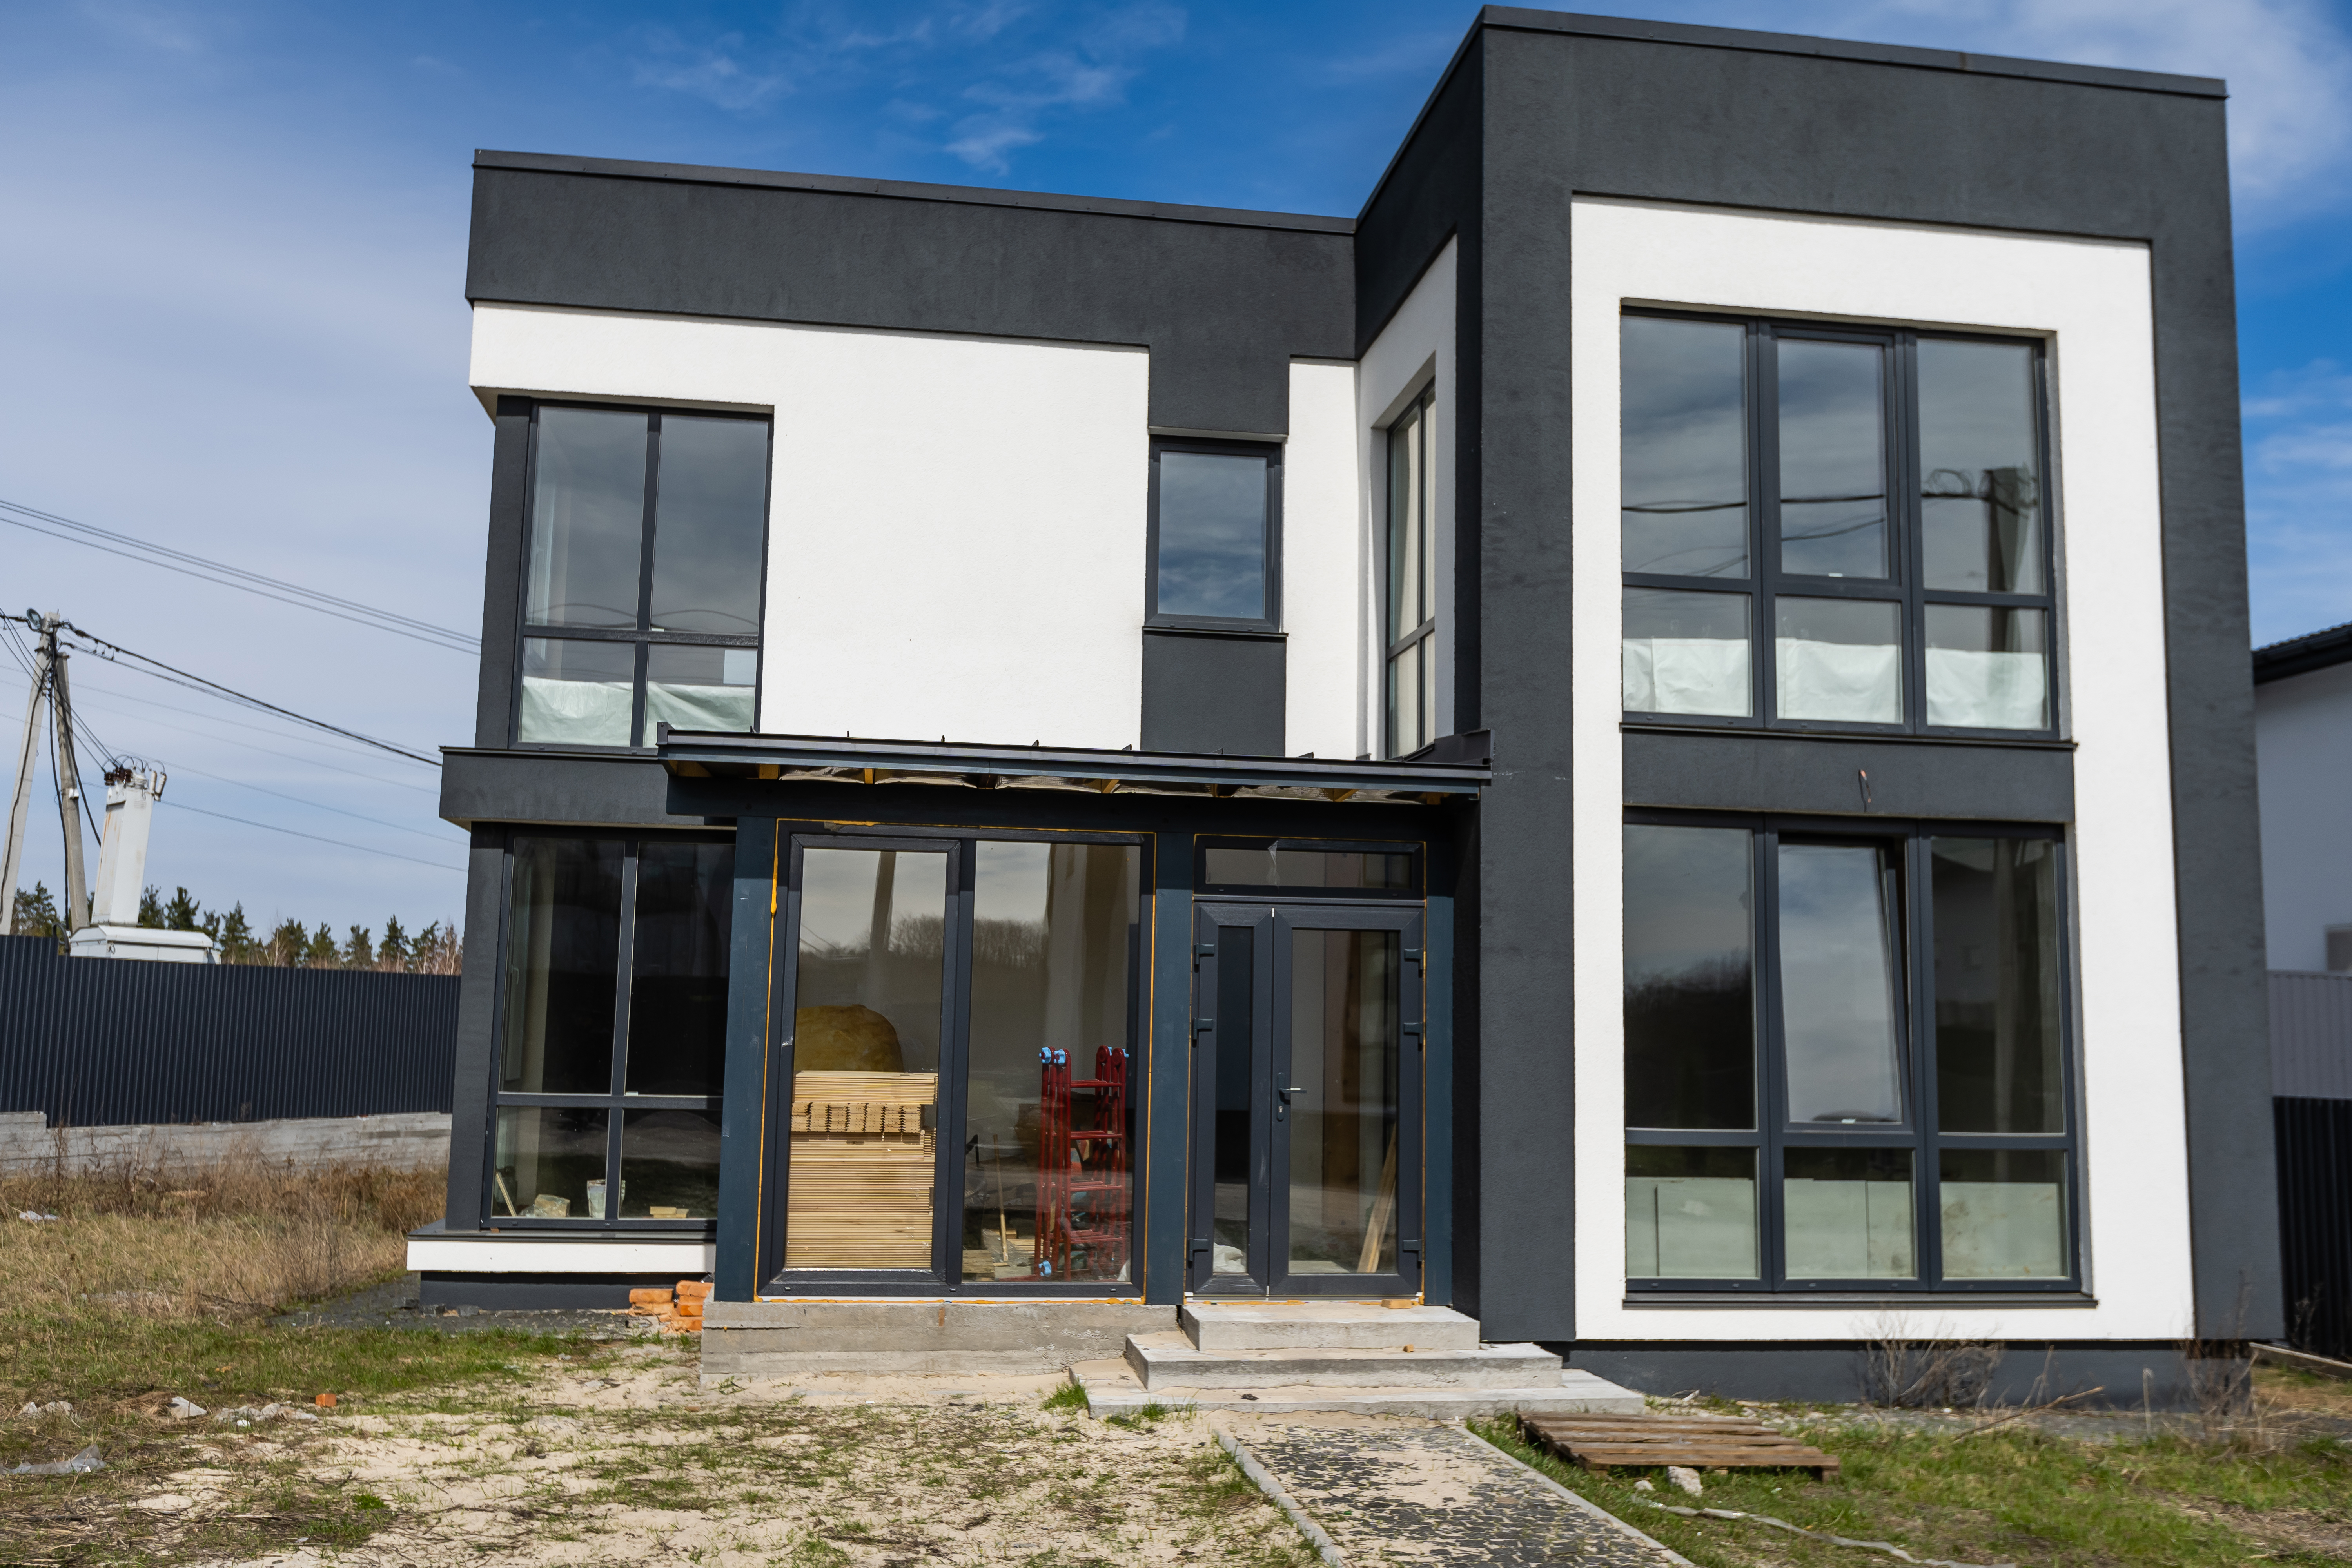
[{"x1": 1148, "y1": 439, "x2": 1279, "y2": 632}]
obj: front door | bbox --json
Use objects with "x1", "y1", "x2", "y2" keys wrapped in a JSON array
[{"x1": 1189, "y1": 903, "x2": 1424, "y2": 1296}]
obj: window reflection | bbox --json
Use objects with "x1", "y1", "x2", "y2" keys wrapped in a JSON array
[
  {"x1": 648, "y1": 415, "x2": 768, "y2": 635},
  {"x1": 962, "y1": 842, "x2": 1140, "y2": 1285},
  {"x1": 1156, "y1": 450, "x2": 1269, "y2": 621},
  {"x1": 1918, "y1": 340, "x2": 2043, "y2": 594},
  {"x1": 1777, "y1": 339, "x2": 1888, "y2": 579},
  {"x1": 526, "y1": 407, "x2": 648, "y2": 629},
  {"x1": 1201, "y1": 843, "x2": 1413, "y2": 892},
  {"x1": 619, "y1": 1107, "x2": 722, "y2": 1220},
  {"x1": 1621, "y1": 316, "x2": 1749, "y2": 579},
  {"x1": 1777, "y1": 842, "x2": 1905, "y2": 1125},
  {"x1": 501, "y1": 838, "x2": 625, "y2": 1095},
  {"x1": 1932, "y1": 838, "x2": 2063, "y2": 1134},
  {"x1": 1623, "y1": 824, "x2": 1755, "y2": 1130},
  {"x1": 625, "y1": 841, "x2": 734, "y2": 1098}
]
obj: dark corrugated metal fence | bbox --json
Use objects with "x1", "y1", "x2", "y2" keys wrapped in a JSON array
[
  {"x1": 0, "y1": 934, "x2": 458, "y2": 1127},
  {"x1": 2273, "y1": 971, "x2": 2352, "y2": 1360}
]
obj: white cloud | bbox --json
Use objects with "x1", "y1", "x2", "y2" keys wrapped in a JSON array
[
  {"x1": 2243, "y1": 359, "x2": 2352, "y2": 642},
  {"x1": 942, "y1": 2, "x2": 1185, "y2": 171},
  {"x1": 631, "y1": 31, "x2": 793, "y2": 113}
]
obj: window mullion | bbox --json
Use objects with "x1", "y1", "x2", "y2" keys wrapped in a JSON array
[
  {"x1": 1757, "y1": 824, "x2": 1788, "y2": 1287},
  {"x1": 1909, "y1": 833, "x2": 1945, "y2": 1287},
  {"x1": 1752, "y1": 322, "x2": 1779, "y2": 730}
]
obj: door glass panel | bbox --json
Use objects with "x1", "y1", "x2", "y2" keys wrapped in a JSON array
[
  {"x1": 1776, "y1": 339, "x2": 1888, "y2": 579},
  {"x1": 492, "y1": 1106, "x2": 609, "y2": 1219},
  {"x1": 786, "y1": 847, "x2": 947, "y2": 1270},
  {"x1": 1156, "y1": 451, "x2": 1269, "y2": 620},
  {"x1": 618, "y1": 1107, "x2": 721, "y2": 1220},
  {"x1": 1931, "y1": 838, "x2": 2064, "y2": 1133},
  {"x1": 1777, "y1": 842, "x2": 1905, "y2": 1125},
  {"x1": 1784, "y1": 1147, "x2": 1916, "y2": 1279},
  {"x1": 1625, "y1": 1146, "x2": 1758, "y2": 1279},
  {"x1": 1918, "y1": 339, "x2": 2043, "y2": 593},
  {"x1": 624, "y1": 840, "x2": 733, "y2": 1097},
  {"x1": 1622, "y1": 316, "x2": 1749, "y2": 579},
  {"x1": 1211, "y1": 926, "x2": 1256, "y2": 1276},
  {"x1": 1624, "y1": 587, "x2": 1751, "y2": 718},
  {"x1": 1925, "y1": 606, "x2": 2048, "y2": 730},
  {"x1": 648, "y1": 415, "x2": 768, "y2": 635},
  {"x1": 500, "y1": 838, "x2": 625, "y2": 1094},
  {"x1": 1286, "y1": 929, "x2": 1403, "y2": 1276},
  {"x1": 1623, "y1": 824, "x2": 1755, "y2": 1129},
  {"x1": 526, "y1": 406, "x2": 647, "y2": 629},
  {"x1": 964, "y1": 842, "x2": 1141, "y2": 1285},
  {"x1": 1775, "y1": 597, "x2": 1901, "y2": 724}
]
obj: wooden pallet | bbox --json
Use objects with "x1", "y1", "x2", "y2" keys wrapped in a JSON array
[{"x1": 1520, "y1": 1412, "x2": 1840, "y2": 1480}]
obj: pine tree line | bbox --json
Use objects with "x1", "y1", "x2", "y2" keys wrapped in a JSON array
[{"x1": 7, "y1": 881, "x2": 461, "y2": 973}]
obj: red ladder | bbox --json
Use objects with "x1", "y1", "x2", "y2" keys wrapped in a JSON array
[{"x1": 1029, "y1": 1044, "x2": 1132, "y2": 1282}]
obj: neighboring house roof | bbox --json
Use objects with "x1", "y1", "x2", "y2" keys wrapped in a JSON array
[{"x1": 2254, "y1": 621, "x2": 2352, "y2": 685}]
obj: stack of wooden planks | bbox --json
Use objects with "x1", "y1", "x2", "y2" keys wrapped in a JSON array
[
  {"x1": 1519, "y1": 1411, "x2": 1840, "y2": 1479},
  {"x1": 785, "y1": 1071, "x2": 937, "y2": 1268}
]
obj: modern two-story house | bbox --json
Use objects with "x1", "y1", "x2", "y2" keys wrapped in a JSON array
[{"x1": 413, "y1": 7, "x2": 2282, "y2": 1401}]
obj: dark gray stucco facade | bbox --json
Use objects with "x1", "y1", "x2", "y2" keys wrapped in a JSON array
[{"x1": 436, "y1": 7, "x2": 2280, "y2": 1362}]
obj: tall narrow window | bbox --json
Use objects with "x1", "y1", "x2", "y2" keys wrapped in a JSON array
[
  {"x1": 1147, "y1": 438, "x2": 1279, "y2": 633},
  {"x1": 1621, "y1": 315, "x2": 2056, "y2": 737},
  {"x1": 1624, "y1": 817, "x2": 2076, "y2": 1290},
  {"x1": 516, "y1": 406, "x2": 769, "y2": 749},
  {"x1": 492, "y1": 833, "x2": 731, "y2": 1227},
  {"x1": 1386, "y1": 387, "x2": 1438, "y2": 755}
]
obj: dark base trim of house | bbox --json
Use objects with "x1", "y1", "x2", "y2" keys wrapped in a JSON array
[
  {"x1": 420, "y1": 1272, "x2": 685, "y2": 1311},
  {"x1": 1563, "y1": 1341, "x2": 2221, "y2": 1410}
]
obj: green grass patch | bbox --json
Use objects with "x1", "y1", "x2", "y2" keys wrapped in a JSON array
[
  {"x1": 1040, "y1": 1378, "x2": 1089, "y2": 1412},
  {"x1": 1468, "y1": 1410, "x2": 2352, "y2": 1568}
]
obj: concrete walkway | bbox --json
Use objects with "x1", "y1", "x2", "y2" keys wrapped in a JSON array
[{"x1": 1222, "y1": 1412, "x2": 1688, "y2": 1566}]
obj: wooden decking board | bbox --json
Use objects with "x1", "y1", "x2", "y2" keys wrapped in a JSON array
[{"x1": 1520, "y1": 1412, "x2": 1840, "y2": 1479}]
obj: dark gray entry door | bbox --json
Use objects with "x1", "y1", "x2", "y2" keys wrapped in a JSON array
[{"x1": 1189, "y1": 902, "x2": 1424, "y2": 1296}]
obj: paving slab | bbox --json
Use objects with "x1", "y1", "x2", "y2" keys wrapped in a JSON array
[
  {"x1": 1221, "y1": 1414, "x2": 1688, "y2": 1566},
  {"x1": 1078, "y1": 1357, "x2": 1644, "y2": 1419}
]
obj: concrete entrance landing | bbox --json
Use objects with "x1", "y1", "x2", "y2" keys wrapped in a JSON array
[
  {"x1": 700, "y1": 1298, "x2": 1174, "y2": 1381},
  {"x1": 1074, "y1": 1301, "x2": 1644, "y2": 1419}
]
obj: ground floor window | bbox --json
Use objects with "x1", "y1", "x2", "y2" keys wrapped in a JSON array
[
  {"x1": 775, "y1": 833, "x2": 1142, "y2": 1289},
  {"x1": 490, "y1": 832, "x2": 731, "y2": 1226},
  {"x1": 1622, "y1": 814, "x2": 2076, "y2": 1291}
]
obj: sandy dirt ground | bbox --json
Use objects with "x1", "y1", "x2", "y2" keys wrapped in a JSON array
[{"x1": 40, "y1": 1347, "x2": 1323, "y2": 1567}]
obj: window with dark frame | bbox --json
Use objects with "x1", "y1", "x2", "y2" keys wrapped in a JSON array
[
  {"x1": 1620, "y1": 313, "x2": 2056, "y2": 736},
  {"x1": 1385, "y1": 386, "x2": 1438, "y2": 757},
  {"x1": 489, "y1": 833, "x2": 733, "y2": 1227},
  {"x1": 1146, "y1": 436, "x2": 1281, "y2": 634},
  {"x1": 515, "y1": 403, "x2": 771, "y2": 750},
  {"x1": 1623, "y1": 816, "x2": 2076, "y2": 1291}
]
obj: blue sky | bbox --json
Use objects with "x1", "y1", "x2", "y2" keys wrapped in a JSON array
[{"x1": 2, "y1": 0, "x2": 2349, "y2": 933}]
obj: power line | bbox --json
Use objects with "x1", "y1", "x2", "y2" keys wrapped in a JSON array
[
  {"x1": 0, "y1": 496, "x2": 479, "y2": 654},
  {"x1": 165, "y1": 764, "x2": 460, "y2": 846},
  {"x1": 10, "y1": 616, "x2": 441, "y2": 767},
  {"x1": 159, "y1": 799, "x2": 465, "y2": 873},
  {"x1": 62, "y1": 680, "x2": 445, "y2": 789}
]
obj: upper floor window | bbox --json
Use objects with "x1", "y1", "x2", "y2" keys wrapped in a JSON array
[
  {"x1": 1620, "y1": 314, "x2": 2055, "y2": 737},
  {"x1": 1147, "y1": 437, "x2": 1279, "y2": 634},
  {"x1": 1386, "y1": 386, "x2": 1437, "y2": 757},
  {"x1": 515, "y1": 405, "x2": 770, "y2": 749}
]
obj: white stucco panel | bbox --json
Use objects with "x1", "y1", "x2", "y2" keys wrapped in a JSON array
[
  {"x1": 470, "y1": 304, "x2": 1150, "y2": 748},
  {"x1": 1570, "y1": 199, "x2": 2185, "y2": 1343},
  {"x1": 1285, "y1": 359, "x2": 1363, "y2": 759}
]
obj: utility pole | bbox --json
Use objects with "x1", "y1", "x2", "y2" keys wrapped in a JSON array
[{"x1": 0, "y1": 610, "x2": 91, "y2": 936}]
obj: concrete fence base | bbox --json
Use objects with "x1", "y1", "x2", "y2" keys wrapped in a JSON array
[{"x1": 0, "y1": 1110, "x2": 452, "y2": 1175}]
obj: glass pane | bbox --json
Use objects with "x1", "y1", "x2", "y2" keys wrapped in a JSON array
[
  {"x1": 1785, "y1": 1147, "x2": 1916, "y2": 1279},
  {"x1": 963, "y1": 842, "x2": 1140, "y2": 1284},
  {"x1": 1625, "y1": 1146, "x2": 1758, "y2": 1279},
  {"x1": 1388, "y1": 639, "x2": 1431, "y2": 758},
  {"x1": 1201, "y1": 844, "x2": 1413, "y2": 892},
  {"x1": 1919, "y1": 340, "x2": 2043, "y2": 593},
  {"x1": 618, "y1": 1107, "x2": 721, "y2": 1220},
  {"x1": 786, "y1": 846, "x2": 949, "y2": 1270},
  {"x1": 1415, "y1": 638, "x2": 1436, "y2": 754},
  {"x1": 1624, "y1": 587, "x2": 1750, "y2": 717},
  {"x1": 1156, "y1": 451, "x2": 1268, "y2": 620},
  {"x1": 625, "y1": 840, "x2": 734, "y2": 1097},
  {"x1": 1933, "y1": 837, "x2": 2063, "y2": 1133},
  {"x1": 1211, "y1": 925, "x2": 1255, "y2": 1276},
  {"x1": 1388, "y1": 396, "x2": 1430, "y2": 639},
  {"x1": 518, "y1": 638, "x2": 637, "y2": 747},
  {"x1": 526, "y1": 406, "x2": 647, "y2": 628},
  {"x1": 492, "y1": 1106, "x2": 608, "y2": 1220},
  {"x1": 1925, "y1": 606, "x2": 2048, "y2": 730},
  {"x1": 1622, "y1": 316, "x2": 1748, "y2": 579},
  {"x1": 1624, "y1": 825, "x2": 1754, "y2": 1129},
  {"x1": 1287, "y1": 928, "x2": 1403, "y2": 1276},
  {"x1": 1939, "y1": 1149, "x2": 2067, "y2": 1279},
  {"x1": 1777, "y1": 842, "x2": 1905, "y2": 1124},
  {"x1": 500, "y1": 837, "x2": 624, "y2": 1094},
  {"x1": 1775, "y1": 597, "x2": 1901, "y2": 724},
  {"x1": 1777, "y1": 339, "x2": 1887, "y2": 579},
  {"x1": 649, "y1": 416, "x2": 768, "y2": 635},
  {"x1": 644, "y1": 644, "x2": 757, "y2": 736}
]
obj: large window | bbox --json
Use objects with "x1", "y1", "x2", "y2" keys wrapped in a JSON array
[
  {"x1": 1147, "y1": 437, "x2": 1279, "y2": 634},
  {"x1": 1385, "y1": 386, "x2": 1438, "y2": 757},
  {"x1": 1621, "y1": 314, "x2": 2056, "y2": 736},
  {"x1": 490, "y1": 834, "x2": 732, "y2": 1227},
  {"x1": 1623, "y1": 817, "x2": 2076, "y2": 1290},
  {"x1": 515, "y1": 405, "x2": 769, "y2": 748}
]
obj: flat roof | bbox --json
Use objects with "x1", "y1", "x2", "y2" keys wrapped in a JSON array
[{"x1": 2255, "y1": 621, "x2": 2352, "y2": 684}]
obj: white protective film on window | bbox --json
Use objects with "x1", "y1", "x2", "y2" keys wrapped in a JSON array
[
  {"x1": 1625, "y1": 1147, "x2": 1759, "y2": 1279},
  {"x1": 1925, "y1": 606, "x2": 2049, "y2": 729},
  {"x1": 518, "y1": 638, "x2": 636, "y2": 746},
  {"x1": 1775, "y1": 598, "x2": 1901, "y2": 724},
  {"x1": 1623, "y1": 588, "x2": 1751, "y2": 717},
  {"x1": 644, "y1": 644, "x2": 757, "y2": 734}
]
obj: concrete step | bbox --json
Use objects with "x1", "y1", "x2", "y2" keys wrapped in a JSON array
[
  {"x1": 1125, "y1": 1330, "x2": 1560, "y2": 1390},
  {"x1": 1072, "y1": 1358, "x2": 1646, "y2": 1420},
  {"x1": 1181, "y1": 1301, "x2": 1480, "y2": 1353}
]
